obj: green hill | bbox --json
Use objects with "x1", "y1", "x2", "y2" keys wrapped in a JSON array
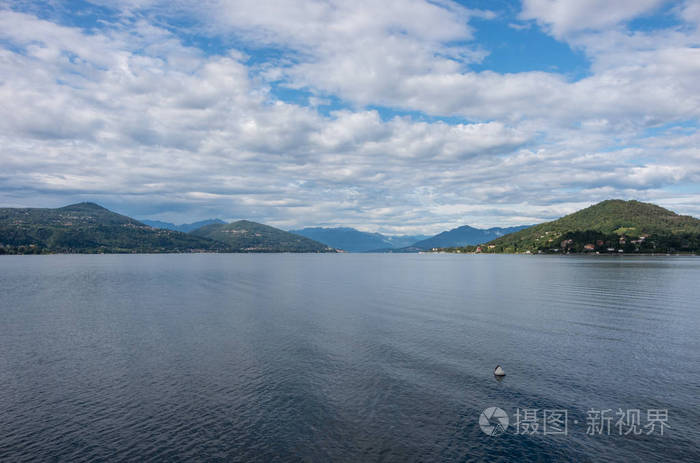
[
  {"x1": 190, "y1": 220, "x2": 334, "y2": 252},
  {"x1": 0, "y1": 203, "x2": 228, "y2": 254},
  {"x1": 450, "y1": 200, "x2": 700, "y2": 254}
]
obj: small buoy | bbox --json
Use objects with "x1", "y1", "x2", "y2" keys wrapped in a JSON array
[{"x1": 494, "y1": 365, "x2": 506, "y2": 376}]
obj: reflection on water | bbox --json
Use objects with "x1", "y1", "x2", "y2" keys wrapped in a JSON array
[{"x1": 0, "y1": 254, "x2": 699, "y2": 462}]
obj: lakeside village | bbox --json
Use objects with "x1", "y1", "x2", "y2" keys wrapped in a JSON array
[{"x1": 435, "y1": 230, "x2": 700, "y2": 255}]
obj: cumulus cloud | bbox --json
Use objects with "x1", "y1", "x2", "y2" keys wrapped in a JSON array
[
  {"x1": 127, "y1": 0, "x2": 699, "y2": 135},
  {"x1": 0, "y1": 1, "x2": 698, "y2": 233},
  {"x1": 0, "y1": 8, "x2": 530, "y2": 231},
  {"x1": 519, "y1": 0, "x2": 667, "y2": 38}
]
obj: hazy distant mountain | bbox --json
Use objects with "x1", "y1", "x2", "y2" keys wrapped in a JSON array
[
  {"x1": 290, "y1": 227, "x2": 429, "y2": 252},
  {"x1": 141, "y1": 218, "x2": 225, "y2": 233},
  {"x1": 191, "y1": 221, "x2": 334, "y2": 252},
  {"x1": 382, "y1": 234, "x2": 431, "y2": 249},
  {"x1": 0, "y1": 203, "x2": 227, "y2": 254},
  {"x1": 411, "y1": 224, "x2": 530, "y2": 250}
]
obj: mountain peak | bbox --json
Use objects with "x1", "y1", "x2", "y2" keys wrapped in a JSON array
[
  {"x1": 59, "y1": 202, "x2": 109, "y2": 212},
  {"x1": 587, "y1": 199, "x2": 675, "y2": 214},
  {"x1": 191, "y1": 220, "x2": 333, "y2": 252},
  {"x1": 475, "y1": 199, "x2": 700, "y2": 253},
  {"x1": 411, "y1": 224, "x2": 529, "y2": 250}
]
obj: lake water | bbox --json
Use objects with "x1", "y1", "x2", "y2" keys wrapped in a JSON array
[{"x1": 0, "y1": 254, "x2": 699, "y2": 462}]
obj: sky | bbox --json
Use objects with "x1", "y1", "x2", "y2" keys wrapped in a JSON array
[{"x1": 0, "y1": 0, "x2": 699, "y2": 234}]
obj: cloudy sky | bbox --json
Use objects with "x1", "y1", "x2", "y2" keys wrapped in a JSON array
[{"x1": 1, "y1": 0, "x2": 699, "y2": 233}]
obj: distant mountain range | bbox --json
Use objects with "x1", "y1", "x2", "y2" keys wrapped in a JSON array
[
  {"x1": 289, "y1": 225, "x2": 532, "y2": 252},
  {"x1": 191, "y1": 221, "x2": 333, "y2": 253},
  {"x1": 449, "y1": 200, "x2": 700, "y2": 254},
  {"x1": 0, "y1": 203, "x2": 528, "y2": 254},
  {"x1": 0, "y1": 203, "x2": 332, "y2": 254},
  {"x1": 290, "y1": 227, "x2": 429, "y2": 252},
  {"x1": 3, "y1": 199, "x2": 697, "y2": 255},
  {"x1": 410, "y1": 225, "x2": 530, "y2": 250},
  {"x1": 141, "y1": 219, "x2": 225, "y2": 233}
]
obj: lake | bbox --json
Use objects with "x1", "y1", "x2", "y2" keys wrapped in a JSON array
[{"x1": 0, "y1": 254, "x2": 699, "y2": 462}]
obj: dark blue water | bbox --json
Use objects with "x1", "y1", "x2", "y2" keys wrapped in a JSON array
[{"x1": 1, "y1": 254, "x2": 699, "y2": 462}]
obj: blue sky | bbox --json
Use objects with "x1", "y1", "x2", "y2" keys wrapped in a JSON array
[{"x1": 0, "y1": 0, "x2": 698, "y2": 233}]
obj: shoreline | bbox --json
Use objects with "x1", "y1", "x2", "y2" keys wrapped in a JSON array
[
  {"x1": 1, "y1": 251, "x2": 697, "y2": 257},
  {"x1": 431, "y1": 251, "x2": 698, "y2": 257}
]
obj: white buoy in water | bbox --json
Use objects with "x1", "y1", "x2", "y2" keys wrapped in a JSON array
[{"x1": 494, "y1": 365, "x2": 506, "y2": 376}]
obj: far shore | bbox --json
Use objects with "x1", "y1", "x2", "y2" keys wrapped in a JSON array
[{"x1": 1, "y1": 251, "x2": 698, "y2": 257}]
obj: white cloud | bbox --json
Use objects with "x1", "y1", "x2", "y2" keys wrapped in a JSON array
[
  {"x1": 0, "y1": 3, "x2": 698, "y2": 233},
  {"x1": 0, "y1": 9, "x2": 533, "y2": 232},
  {"x1": 519, "y1": 0, "x2": 667, "y2": 38},
  {"x1": 679, "y1": 0, "x2": 700, "y2": 25},
  {"x1": 136, "y1": 0, "x2": 700, "y2": 134}
]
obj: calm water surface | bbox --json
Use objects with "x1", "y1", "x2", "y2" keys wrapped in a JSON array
[{"x1": 1, "y1": 254, "x2": 699, "y2": 462}]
